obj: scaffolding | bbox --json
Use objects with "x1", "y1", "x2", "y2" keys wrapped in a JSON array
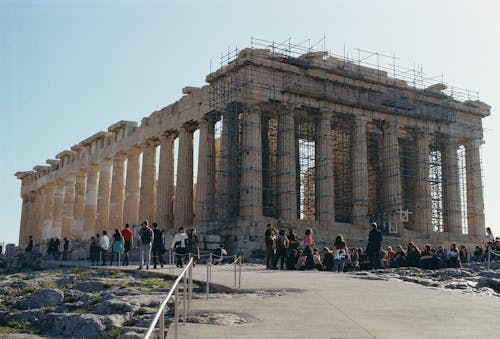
[{"x1": 205, "y1": 36, "x2": 485, "y2": 239}]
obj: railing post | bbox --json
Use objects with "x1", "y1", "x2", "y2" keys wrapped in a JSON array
[
  {"x1": 238, "y1": 257, "x2": 242, "y2": 289},
  {"x1": 488, "y1": 250, "x2": 491, "y2": 270},
  {"x1": 183, "y1": 273, "x2": 187, "y2": 325},
  {"x1": 206, "y1": 263, "x2": 210, "y2": 300},
  {"x1": 209, "y1": 253, "x2": 212, "y2": 281},
  {"x1": 174, "y1": 287, "x2": 179, "y2": 339},
  {"x1": 188, "y1": 263, "x2": 193, "y2": 308},
  {"x1": 234, "y1": 256, "x2": 237, "y2": 289},
  {"x1": 159, "y1": 308, "x2": 165, "y2": 339}
]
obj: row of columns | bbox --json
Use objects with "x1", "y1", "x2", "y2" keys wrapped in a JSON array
[{"x1": 18, "y1": 105, "x2": 486, "y2": 244}]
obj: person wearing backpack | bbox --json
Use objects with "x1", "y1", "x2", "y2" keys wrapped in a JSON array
[
  {"x1": 273, "y1": 228, "x2": 289, "y2": 270},
  {"x1": 138, "y1": 221, "x2": 154, "y2": 270},
  {"x1": 171, "y1": 226, "x2": 188, "y2": 268}
]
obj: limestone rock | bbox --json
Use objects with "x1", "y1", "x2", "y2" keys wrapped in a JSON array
[
  {"x1": 17, "y1": 288, "x2": 64, "y2": 309},
  {"x1": 52, "y1": 313, "x2": 106, "y2": 338},
  {"x1": 94, "y1": 300, "x2": 138, "y2": 315},
  {"x1": 73, "y1": 280, "x2": 106, "y2": 292}
]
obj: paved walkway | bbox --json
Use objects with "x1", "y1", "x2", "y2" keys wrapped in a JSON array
[{"x1": 61, "y1": 261, "x2": 500, "y2": 338}]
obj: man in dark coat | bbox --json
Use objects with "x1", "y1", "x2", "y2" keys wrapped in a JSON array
[{"x1": 367, "y1": 222, "x2": 382, "y2": 269}]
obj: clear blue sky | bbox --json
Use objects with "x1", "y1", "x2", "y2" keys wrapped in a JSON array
[{"x1": 1, "y1": 0, "x2": 499, "y2": 246}]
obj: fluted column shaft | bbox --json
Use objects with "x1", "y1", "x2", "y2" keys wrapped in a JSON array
[
  {"x1": 465, "y1": 139, "x2": 485, "y2": 237},
  {"x1": 139, "y1": 142, "x2": 157, "y2": 223},
  {"x1": 175, "y1": 126, "x2": 194, "y2": 226},
  {"x1": 157, "y1": 134, "x2": 175, "y2": 229},
  {"x1": 109, "y1": 153, "x2": 126, "y2": 230},
  {"x1": 240, "y1": 106, "x2": 263, "y2": 218},
  {"x1": 443, "y1": 138, "x2": 462, "y2": 234},
  {"x1": 196, "y1": 117, "x2": 216, "y2": 224},
  {"x1": 96, "y1": 159, "x2": 112, "y2": 232},
  {"x1": 219, "y1": 109, "x2": 239, "y2": 219},
  {"x1": 414, "y1": 131, "x2": 432, "y2": 233},
  {"x1": 315, "y1": 112, "x2": 335, "y2": 222},
  {"x1": 381, "y1": 121, "x2": 402, "y2": 211},
  {"x1": 51, "y1": 179, "x2": 65, "y2": 238},
  {"x1": 83, "y1": 164, "x2": 99, "y2": 239},
  {"x1": 35, "y1": 188, "x2": 46, "y2": 243},
  {"x1": 61, "y1": 175, "x2": 76, "y2": 238},
  {"x1": 352, "y1": 116, "x2": 369, "y2": 226},
  {"x1": 278, "y1": 110, "x2": 297, "y2": 221},
  {"x1": 18, "y1": 195, "x2": 29, "y2": 247},
  {"x1": 72, "y1": 170, "x2": 86, "y2": 239},
  {"x1": 123, "y1": 146, "x2": 142, "y2": 226},
  {"x1": 41, "y1": 184, "x2": 55, "y2": 240}
]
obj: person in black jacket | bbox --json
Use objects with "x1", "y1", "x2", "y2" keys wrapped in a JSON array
[{"x1": 366, "y1": 222, "x2": 382, "y2": 269}]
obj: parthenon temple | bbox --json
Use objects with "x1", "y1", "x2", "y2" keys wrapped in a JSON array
[{"x1": 15, "y1": 39, "x2": 490, "y2": 250}]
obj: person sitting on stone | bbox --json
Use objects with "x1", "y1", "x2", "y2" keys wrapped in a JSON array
[
  {"x1": 458, "y1": 244, "x2": 468, "y2": 264},
  {"x1": 212, "y1": 244, "x2": 227, "y2": 265},
  {"x1": 447, "y1": 243, "x2": 461, "y2": 268},
  {"x1": 420, "y1": 248, "x2": 438, "y2": 270},
  {"x1": 405, "y1": 242, "x2": 421, "y2": 267},
  {"x1": 471, "y1": 245, "x2": 483, "y2": 263},
  {"x1": 322, "y1": 247, "x2": 334, "y2": 271},
  {"x1": 383, "y1": 246, "x2": 396, "y2": 268},
  {"x1": 436, "y1": 244, "x2": 448, "y2": 269},
  {"x1": 297, "y1": 251, "x2": 307, "y2": 271},
  {"x1": 394, "y1": 245, "x2": 406, "y2": 268},
  {"x1": 286, "y1": 249, "x2": 299, "y2": 270}
]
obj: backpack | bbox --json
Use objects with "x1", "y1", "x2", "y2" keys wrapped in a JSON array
[
  {"x1": 276, "y1": 235, "x2": 287, "y2": 250},
  {"x1": 141, "y1": 227, "x2": 153, "y2": 244}
]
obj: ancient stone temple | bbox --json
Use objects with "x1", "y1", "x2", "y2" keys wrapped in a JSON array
[{"x1": 15, "y1": 40, "x2": 490, "y2": 252}]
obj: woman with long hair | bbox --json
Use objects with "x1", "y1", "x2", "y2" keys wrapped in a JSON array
[
  {"x1": 110, "y1": 228, "x2": 124, "y2": 266},
  {"x1": 333, "y1": 234, "x2": 348, "y2": 272}
]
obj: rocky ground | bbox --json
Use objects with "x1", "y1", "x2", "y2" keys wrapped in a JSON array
[
  {"x1": 0, "y1": 266, "x2": 182, "y2": 338},
  {"x1": 351, "y1": 266, "x2": 500, "y2": 297}
]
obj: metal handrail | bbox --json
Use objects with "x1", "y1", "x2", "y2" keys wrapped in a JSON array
[
  {"x1": 144, "y1": 257, "x2": 194, "y2": 339},
  {"x1": 206, "y1": 255, "x2": 243, "y2": 299}
]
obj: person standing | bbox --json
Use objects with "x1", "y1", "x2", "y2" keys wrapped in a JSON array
[
  {"x1": 99, "y1": 231, "x2": 110, "y2": 266},
  {"x1": 25, "y1": 236, "x2": 33, "y2": 253},
  {"x1": 264, "y1": 224, "x2": 275, "y2": 269},
  {"x1": 138, "y1": 221, "x2": 154, "y2": 270},
  {"x1": 485, "y1": 227, "x2": 495, "y2": 244},
  {"x1": 366, "y1": 222, "x2": 382, "y2": 269},
  {"x1": 110, "y1": 229, "x2": 124, "y2": 266},
  {"x1": 121, "y1": 224, "x2": 134, "y2": 266},
  {"x1": 188, "y1": 228, "x2": 200, "y2": 266},
  {"x1": 152, "y1": 223, "x2": 165, "y2": 269},
  {"x1": 333, "y1": 234, "x2": 348, "y2": 272},
  {"x1": 62, "y1": 238, "x2": 70, "y2": 260},
  {"x1": 171, "y1": 226, "x2": 188, "y2": 268},
  {"x1": 273, "y1": 228, "x2": 289, "y2": 270}
]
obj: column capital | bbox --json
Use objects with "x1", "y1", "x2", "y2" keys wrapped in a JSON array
[
  {"x1": 127, "y1": 145, "x2": 144, "y2": 155},
  {"x1": 182, "y1": 121, "x2": 199, "y2": 134},
  {"x1": 87, "y1": 163, "x2": 99, "y2": 173},
  {"x1": 64, "y1": 174, "x2": 76, "y2": 183},
  {"x1": 112, "y1": 152, "x2": 128, "y2": 161}
]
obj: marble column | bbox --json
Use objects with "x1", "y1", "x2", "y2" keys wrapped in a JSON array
[
  {"x1": 413, "y1": 130, "x2": 432, "y2": 233},
  {"x1": 51, "y1": 179, "x2": 65, "y2": 238},
  {"x1": 109, "y1": 153, "x2": 126, "y2": 230},
  {"x1": 35, "y1": 187, "x2": 47, "y2": 243},
  {"x1": 315, "y1": 112, "x2": 335, "y2": 222},
  {"x1": 61, "y1": 174, "x2": 76, "y2": 238},
  {"x1": 278, "y1": 110, "x2": 297, "y2": 221},
  {"x1": 83, "y1": 164, "x2": 99, "y2": 239},
  {"x1": 442, "y1": 138, "x2": 462, "y2": 234},
  {"x1": 219, "y1": 108, "x2": 239, "y2": 219},
  {"x1": 175, "y1": 124, "x2": 195, "y2": 226},
  {"x1": 240, "y1": 105, "x2": 263, "y2": 218},
  {"x1": 196, "y1": 115, "x2": 217, "y2": 224},
  {"x1": 139, "y1": 141, "x2": 157, "y2": 224},
  {"x1": 156, "y1": 133, "x2": 175, "y2": 229},
  {"x1": 381, "y1": 121, "x2": 402, "y2": 212},
  {"x1": 465, "y1": 139, "x2": 485, "y2": 237},
  {"x1": 18, "y1": 194, "x2": 29, "y2": 247},
  {"x1": 72, "y1": 169, "x2": 87, "y2": 239},
  {"x1": 41, "y1": 183, "x2": 55, "y2": 240},
  {"x1": 352, "y1": 116, "x2": 369, "y2": 226},
  {"x1": 123, "y1": 146, "x2": 142, "y2": 226},
  {"x1": 96, "y1": 158, "x2": 112, "y2": 232}
]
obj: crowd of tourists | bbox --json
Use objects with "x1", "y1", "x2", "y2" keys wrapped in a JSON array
[{"x1": 264, "y1": 223, "x2": 500, "y2": 272}]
